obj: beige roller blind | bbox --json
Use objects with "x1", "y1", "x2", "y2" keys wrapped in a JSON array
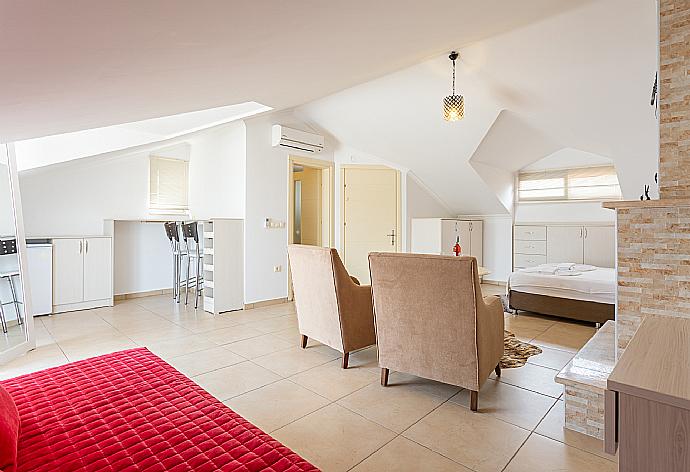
[
  {"x1": 518, "y1": 165, "x2": 622, "y2": 202},
  {"x1": 149, "y1": 156, "x2": 189, "y2": 211}
]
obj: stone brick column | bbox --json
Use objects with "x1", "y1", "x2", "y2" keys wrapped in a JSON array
[{"x1": 658, "y1": 0, "x2": 690, "y2": 199}]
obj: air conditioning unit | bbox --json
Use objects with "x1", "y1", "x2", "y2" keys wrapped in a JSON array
[{"x1": 271, "y1": 125, "x2": 324, "y2": 153}]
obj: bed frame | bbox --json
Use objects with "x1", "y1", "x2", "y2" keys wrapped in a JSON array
[{"x1": 509, "y1": 290, "x2": 615, "y2": 325}]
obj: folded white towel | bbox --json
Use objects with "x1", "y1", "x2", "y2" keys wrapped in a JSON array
[
  {"x1": 556, "y1": 263, "x2": 576, "y2": 271},
  {"x1": 573, "y1": 264, "x2": 597, "y2": 272}
]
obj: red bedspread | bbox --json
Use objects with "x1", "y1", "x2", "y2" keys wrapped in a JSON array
[{"x1": 1, "y1": 348, "x2": 318, "y2": 471}]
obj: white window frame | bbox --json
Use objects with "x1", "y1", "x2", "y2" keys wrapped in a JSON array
[
  {"x1": 517, "y1": 165, "x2": 622, "y2": 203},
  {"x1": 148, "y1": 155, "x2": 189, "y2": 214}
]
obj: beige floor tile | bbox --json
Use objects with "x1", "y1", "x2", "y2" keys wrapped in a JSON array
[
  {"x1": 222, "y1": 308, "x2": 286, "y2": 324},
  {"x1": 225, "y1": 333, "x2": 292, "y2": 359},
  {"x1": 0, "y1": 344, "x2": 69, "y2": 380},
  {"x1": 480, "y1": 284, "x2": 506, "y2": 297},
  {"x1": 386, "y1": 371, "x2": 462, "y2": 398},
  {"x1": 346, "y1": 345, "x2": 380, "y2": 372},
  {"x1": 526, "y1": 345, "x2": 575, "y2": 371},
  {"x1": 59, "y1": 335, "x2": 138, "y2": 362},
  {"x1": 192, "y1": 361, "x2": 281, "y2": 400},
  {"x1": 338, "y1": 381, "x2": 452, "y2": 433},
  {"x1": 170, "y1": 316, "x2": 239, "y2": 334},
  {"x1": 504, "y1": 434, "x2": 617, "y2": 472},
  {"x1": 290, "y1": 358, "x2": 377, "y2": 401},
  {"x1": 535, "y1": 400, "x2": 617, "y2": 462},
  {"x1": 351, "y1": 436, "x2": 472, "y2": 472},
  {"x1": 450, "y1": 379, "x2": 557, "y2": 430},
  {"x1": 253, "y1": 346, "x2": 339, "y2": 377},
  {"x1": 403, "y1": 401, "x2": 530, "y2": 472},
  {"x1": 491, "y1": 363, "x2": 564, "y2": 398},
  {"x1": 123, "y1": 324, "x2": 194, "y2": 344},
  {"x1": 245, "y1": 302, "x2": 296, "y2": 318},
  {"x1": 272, "y1": 403, "x2": 396, "y2": 472},
  {"x1": 224, "y1": 379, "x2": 330, "y2": 432},
  {"x1": 244, "y1": 316, "x2": 298, "y2": 334},
  {"x1": 532, "y1": 322, "x2": 596, "y2": 353},
  {"x1": 505, "y1": 313, "x2": 556, "y2": 333},
  {"x1": 272, "y1": 325, "x2": 302, "y2": 343},
  {"x1": 165, "y1": 346, "x2": 245, "y2": 377},
  {"x1": 200, "y1": 325, "x2": 265, "y2": 345},
  {"x1": 145, "y1": 334, "x2": 218, "y2": 358}
]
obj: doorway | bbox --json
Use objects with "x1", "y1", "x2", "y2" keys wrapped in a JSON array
[
  {"x1": 342, "y1": 165, "x2": 401, "y2": 284},
  {"x1": 288, "y1": 156, "x2": 334, "y2": 297}
]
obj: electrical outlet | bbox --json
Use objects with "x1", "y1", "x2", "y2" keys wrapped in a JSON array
[{"x1": 273, "y1": 265, "x2": 282, "y2": 273}]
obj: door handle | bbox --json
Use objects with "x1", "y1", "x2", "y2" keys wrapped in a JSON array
[{"x1": 386, "y1": 229, "x2": 396, "y2": 246}]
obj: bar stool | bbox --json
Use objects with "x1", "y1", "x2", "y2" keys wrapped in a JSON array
[
  {"x1": 163, "y1": 222, "x2": 187, "y2": 302},
  {"x1": 181, "y1": 222, "x2": 203, "y2": 309},
  {"x1": 0, "y1": 239, "x2": 23, "y2": 334}
]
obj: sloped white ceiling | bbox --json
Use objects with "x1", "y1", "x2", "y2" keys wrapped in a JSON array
[
  {"x1": 297, "y1": 0, "x2": 658, "y2": 214},
  {"x1": 0, "y1": 0, "x2": 589, "y2": 142}
]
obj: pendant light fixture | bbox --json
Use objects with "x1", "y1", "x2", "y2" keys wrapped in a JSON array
[{"x1": 443, "y1": 51, "x2": 464, "y2": 121}]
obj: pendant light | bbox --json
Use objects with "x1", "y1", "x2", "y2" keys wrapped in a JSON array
[{"x1": 443, "y1": 51, "x2": 464, "y2": 121}]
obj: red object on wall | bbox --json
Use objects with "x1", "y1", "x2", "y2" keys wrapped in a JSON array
[
  {"x1": 453, "y1": 236, "x2": 462, "y2": 256},
  {"x1": 1, "y1": 348, "x2": 318, "y2": 472}
]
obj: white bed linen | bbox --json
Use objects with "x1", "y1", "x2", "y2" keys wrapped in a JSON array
[{"x1": 508, "y1": 267, "x2": 615, "y2": 304}]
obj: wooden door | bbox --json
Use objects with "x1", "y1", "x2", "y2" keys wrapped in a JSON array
[
  {"x1": 53, "y1": 238, "x2": 84, "y2": 306},
  {"x1": 343, "y1": 167, "x2": 400, "y2": 284},
  {"x1": 584, "y1": 226, "x2": 615, "y2": 267},
  {"x1": 83, "y1": 237, "x2": 112, "y2": 301},
  {"x1": 546, "y1": 226, "x2": 584, "y2": 264}
]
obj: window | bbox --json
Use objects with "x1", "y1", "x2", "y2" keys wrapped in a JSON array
[
  {"x1": 149, "y1": 156, "x2": 189, "y2": 213},
  {"x1": 518, "y1": 165, "x2": 622, "y2": 202}
]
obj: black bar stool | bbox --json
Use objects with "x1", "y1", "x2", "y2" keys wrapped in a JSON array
[
  {"x1": 0, "y1": 239, "x2": 23, "y2": 334},
  {"x1": 181, "y1": 222, "x2": 203, "y2": 309}
]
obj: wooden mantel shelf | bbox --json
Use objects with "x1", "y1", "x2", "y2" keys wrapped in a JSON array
[{"x1": 602, "y1": 198, "x2": 690, "y2": 209}]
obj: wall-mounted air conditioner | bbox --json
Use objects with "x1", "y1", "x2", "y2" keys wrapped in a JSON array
[{"x1": 271, "y1": 125, "x2": 324, "y2": 153}]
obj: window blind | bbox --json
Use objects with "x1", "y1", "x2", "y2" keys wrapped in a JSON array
[
  {"x1": 518, "y1": 165, "x2": 622, "y2": 202},
  {"x1": 149, "y1": 156, "x2": 189, "y2": 212}
]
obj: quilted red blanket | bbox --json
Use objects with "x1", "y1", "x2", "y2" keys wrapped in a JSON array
[{"x1": 1, "y1": 348, "x2": 318, "y2": 471}]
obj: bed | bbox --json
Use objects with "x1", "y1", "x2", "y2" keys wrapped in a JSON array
[
  {"x1": 508, "y1": 266, "x2": 615, "y2": 325},
  {"x1": 0, "y1": 347, "x2": 318, "y2": 472}
]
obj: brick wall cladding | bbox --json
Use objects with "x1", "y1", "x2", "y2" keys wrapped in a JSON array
[
  {"x1": 616, "y1": 206, "x2": 690, "y2": 350},
  {"x1": 659, "y1": 0, "x2": 690, "y2": 199}
]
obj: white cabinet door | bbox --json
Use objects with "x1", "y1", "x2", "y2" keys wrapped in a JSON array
[
  {"x1": 584, "y1": 226, "x2": 615, "y2": 268},
  {"x1": 469, "y1": 220, "x2": 483, "y2": 266},
  {"x1": 546, "y1": 226, "x2": 584, "y2": 264},
  {"x1": 441, "y1": 220, "x2": 460, "y2": 255},
  {"x1": 53, "y1": 238, "x2": 84, "y2": 306},
  {"x1": 83, "y1": 238, "x2": 112, "y2": 301}
]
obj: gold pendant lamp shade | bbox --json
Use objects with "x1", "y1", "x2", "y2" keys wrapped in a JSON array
[{"x1": 443, "y1": 51, "x2": 464, "y2": 122}]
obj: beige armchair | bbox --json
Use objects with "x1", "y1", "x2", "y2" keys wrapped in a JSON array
[
  {"x1": 287, "y1": 244, "x2": 376, "y2": 368},
  {"x1": 368, "y1": 253, "x2": 504, "y2": 411}
]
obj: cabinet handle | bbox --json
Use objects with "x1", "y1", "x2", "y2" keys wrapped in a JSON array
[
  {"x1": 79, "y1": 240, "x2": 83, "y2": 254},
  {"x1": 584, "y1": 228, "x2": 588, "y2": 238},
  {"x1": 85, "y1": 240, "x2": 89, "y2": 253},
  {"x1": 580, "y1": 228, "x2": 583, "y2": 238}
]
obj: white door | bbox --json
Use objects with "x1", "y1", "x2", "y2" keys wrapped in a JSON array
[
  {"x1": 469, "y1": 220, "x2": 483, "y2": 266},
  {"x1": 546, "y1": 226, "x2": 584, "y2": 264},
  {"x1": 53, "y1": 238, "x2": 84, "y2": 306},
  {"x1": 83, "y1": 238, "x2": 113, "y2": 301},
  {"x1": 343, "y1": 167, "x2": 399, "y2": 284},
  {"x1": 584, "y1": 226, "x2": 615, "y2": 267}
]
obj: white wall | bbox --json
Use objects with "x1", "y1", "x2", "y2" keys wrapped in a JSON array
[
  {"x1": 19, "y1": 121, "x2": 246, "y2": 295},
  {"x1": 406, "y1": 174, "x2": 452, "y2": 251},
  {"x1": 243, "y1": 112, "x2": 335, "y2": 304}
]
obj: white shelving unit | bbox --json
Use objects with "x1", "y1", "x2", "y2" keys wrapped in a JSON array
[{"x1": 202, "y1": 219, "x2": 244, "y2": 314}]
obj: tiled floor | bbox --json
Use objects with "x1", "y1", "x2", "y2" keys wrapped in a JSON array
[{"x1": 0, "y1": 286, "x2": 616, "y2": 471}]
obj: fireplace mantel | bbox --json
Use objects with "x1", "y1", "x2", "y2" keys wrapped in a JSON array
[{"x1": 602, "y1": 198, "x2": 690, "y2": 210}]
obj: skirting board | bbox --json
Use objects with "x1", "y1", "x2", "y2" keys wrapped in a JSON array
[
  {"x1": 114, "y1": 288, "x2": 174, "y2": 301},
  {"x1": 244, "y1": 297, "x2": 288, "y2": 310}
]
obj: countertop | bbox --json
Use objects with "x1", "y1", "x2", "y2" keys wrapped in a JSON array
[{"x1": 608, "y1": 316, "x2": 690, "y2": 410}]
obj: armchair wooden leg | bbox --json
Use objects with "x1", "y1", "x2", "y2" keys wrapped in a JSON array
[
  {"x1": 300, "y1": 335, "x2": 308, "y2": 349},
  {"x1": 495, "y1": 364, "x2": 501, "y2": 377},
  {"x1": 470, "y1": 390, "x2": 478, "y2": 412},
  {"x1": 341, "y1": 352, "x2": 349, "y2": 369},
  {"x1": 381, "y1": 368, "x2": 390, "y2": 386}
]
